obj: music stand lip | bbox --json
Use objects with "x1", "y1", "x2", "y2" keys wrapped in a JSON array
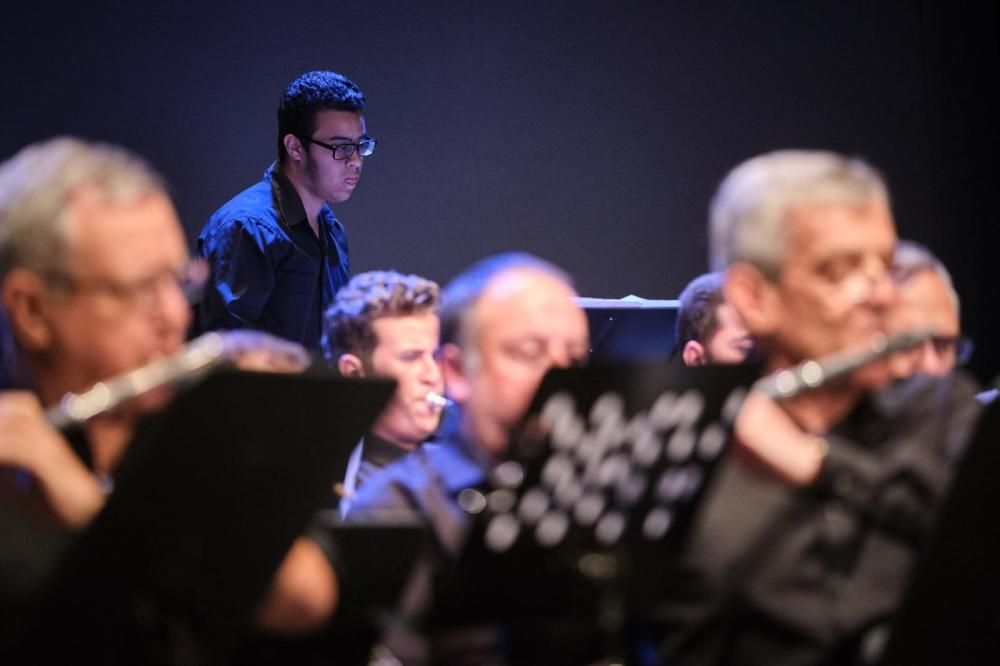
[{"x1": 577, "y1": 297, "x2": 680, "y2": 363}]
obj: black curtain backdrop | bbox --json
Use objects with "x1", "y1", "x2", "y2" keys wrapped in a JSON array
[{"x1": 3, "y1": 1, "x2": 998, "y2": 383}]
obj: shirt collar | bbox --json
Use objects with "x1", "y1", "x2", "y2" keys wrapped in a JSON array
[{"x1": 266, "y1": 162, "x2": 309, "y2": 228}]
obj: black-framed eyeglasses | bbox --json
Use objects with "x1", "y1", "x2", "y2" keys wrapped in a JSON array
[
  {"x1": 910, "y1": 334, "x2": 975, "y2": 366},
  {"x1": 303, "y1": 136, "x2": 377, "y2": 160}
]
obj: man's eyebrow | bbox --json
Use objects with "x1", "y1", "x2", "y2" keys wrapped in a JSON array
[{"x1": 326, "y1": 135, "x2": 357, "y2": 142}]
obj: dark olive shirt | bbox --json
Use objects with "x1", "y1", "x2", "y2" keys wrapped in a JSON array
[{"x1": 652, "y1": 372, "x2": 983, "y2": 666}]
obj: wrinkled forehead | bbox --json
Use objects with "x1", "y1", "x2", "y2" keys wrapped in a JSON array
[
  {"x1": 784, "y1": 200, "x2": 897, "y2": 264},
  {"x1": 63, "y1": 188, "x2": 186, "y2": 274}
]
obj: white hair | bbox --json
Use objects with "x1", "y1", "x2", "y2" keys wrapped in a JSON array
[
  {"x1": 0, "y1": 136, "x2": 164, "y2": 278},
  {"x1": 709, "y1": 149, "x2": 889, "y2": 279}
]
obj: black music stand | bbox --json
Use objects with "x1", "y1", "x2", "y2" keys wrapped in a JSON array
[
  {"x1": 2, "y1": 367, "x2": 395, "y2": 665},
  {"x1": 231, "y1": 515, "x2": 429, "y2": 666},
  {"x1": 432, "y1": 361, "x2": 758, "y2": 662},
  {"x1": 578, "y1": 297, "x2": 680, "y2": 363},
  {"x1": 880, "y1": 398, "x2": 1000, "y2": 665}
]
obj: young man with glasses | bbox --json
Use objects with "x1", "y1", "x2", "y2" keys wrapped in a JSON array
[{"x1": 198, "y1": 70, "x2": 376, "y2": 349}]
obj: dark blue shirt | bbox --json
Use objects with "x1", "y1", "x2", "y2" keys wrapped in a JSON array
[{"x1": 197, "y1": 163, "x2": 349, "y2": 349}]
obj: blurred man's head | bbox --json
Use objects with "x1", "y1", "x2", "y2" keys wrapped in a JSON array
[
  {"x1": 0, "y1": 137, "x2": 194, "y2": 405},
  {"x1": 710, "y1": 150, "x2": 897, "y2": 387},
  {"x1": 889, "y1": 240, "x2": 964, "y2": 377},
  {"x1": 439, "y1": 253, "x2": 589, "y2": 459},
  {"x1": 322, "y1": 270, "x2": 443, "y2": 449},
  {"x1": 676, "y1": 271, "x2": 753, "y2": 366}
]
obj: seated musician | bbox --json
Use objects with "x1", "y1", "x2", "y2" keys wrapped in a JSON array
[
  {"x1": 0, "y1": 137, "x2": 335, "y2": 637},
  {"x1": 319, "y1": 270, "x2": 445, "y2": 516},
  {"x1": 345, "y1": 252, "x2": 592, "y2": 663},
  {"x1": 675, "y1": 270, "x2": 754, "y2": 366},
  {"x1": 888, "y1": 239, "x2": 968, "y2": 378},
  {"x1": 654, "y1": 150, "x2": 983, "y2": 665}
]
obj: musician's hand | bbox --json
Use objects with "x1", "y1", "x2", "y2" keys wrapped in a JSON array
[
  {"x1": 733, "y1": 390, "x2": 826, "y2": 486},
  {"x1": 254, "y1": 536, "x2": 339, "y2": 635},
  {"x1": 220, "y1": 330, "x2": 311, "y2": 373},
  {"x1": 0, "y1": 391, "x2": 105, "y2": 527},
  {"x1": 0, "y1": 391, "x2": 67, "y2": 469}
]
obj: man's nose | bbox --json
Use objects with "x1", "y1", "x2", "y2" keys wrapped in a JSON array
[
  {"x1": 548, "y1": 346, "x2": 576, "y2": 369},
  {"x1": 152, "y1": 277, "x2": 192, "y2": 333},
  {"x1": 420, "y1": 354, "x2": 442, "y2": 383},
  {"x1": 868, "y1": 257, "x2": 897, "y2": 307}
]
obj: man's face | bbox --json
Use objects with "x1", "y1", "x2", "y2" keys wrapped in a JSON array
[
  {"x1": 759, "y1": 201, "x2": 898, "y2": 373},
  {"x1": 454, "y1": 269, "x2": 590, "y2": 458},
  {"x1": 40, "y1": 188, "x2": 192, "y2": 399},
  {"x1": 367, "y1": 313, "x2": 444, "y2": 448},
  {"x1": 889, "y1": 269, "x2": 961, "y2": 377},
  {"x1": 302, "y1": 110, "x2": 367, "y2": 205},
  {"x1": 704, "y1": 303, "x2": 753, "y2": 364}
]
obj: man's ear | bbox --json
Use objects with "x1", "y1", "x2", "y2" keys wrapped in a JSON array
[
  {"x1": 723, "y1": 262, "x2": 780, "y2": 337},
  {"x1": 682, "y1": 340, "x2": 708, "y2": 367},
  {"x1": 337, "y1": 353, "x2": 366, "y2": 378},
  {"x1": 439, "y1": 343, "x2": 469, "y2": 403},
  {"x1": 282, "y1": 133, "x2": 306, "y2": 164},
  {"x1": 2, "y1": 269, "x2": 54, "y2": 352}
]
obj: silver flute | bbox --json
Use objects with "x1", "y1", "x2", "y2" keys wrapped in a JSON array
[
  {"x1": 753, "y1": 328, "x2": 935, "y2": 400},
  {"x1": 44, "y1": 333, "x2": 228, "y2": 430}
]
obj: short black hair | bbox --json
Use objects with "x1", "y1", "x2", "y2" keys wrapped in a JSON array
[
  {"x1": 277, "y1": 70, "x2": 366, "y2": 163},
  {"x1": 675, "y1": 271, "x2": 725, "y2": 347}
]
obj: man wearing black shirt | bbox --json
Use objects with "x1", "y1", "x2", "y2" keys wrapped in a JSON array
[
  {"x1": 654, "y1": 150, "x2": 982, "y2": 665},
  {"x1": 198, "y1": 70, "x2": 374, "y2": 349}
]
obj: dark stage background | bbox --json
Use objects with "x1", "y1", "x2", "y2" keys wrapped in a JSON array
[{"x1": 3, "y1": 1, "x2": 998, "y2": 383}]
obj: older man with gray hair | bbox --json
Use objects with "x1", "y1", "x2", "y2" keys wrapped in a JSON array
[
  {"x1": 0, "y1": 136, "x2": 340, "y2": 641},
  {"x1": 655, "y1": 150, "x2": 981, "y2": 665},
  {"x1": 888, "y1": 240, "x2": 967, "y2": 378}
]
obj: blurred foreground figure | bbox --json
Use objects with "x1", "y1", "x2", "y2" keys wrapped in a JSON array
[
  {"x1": 655, "y1": 150, "x2": 981, "y2": 665},
  {"x1": 0, "y1": 137, "x2": 336, "y2": 638}
]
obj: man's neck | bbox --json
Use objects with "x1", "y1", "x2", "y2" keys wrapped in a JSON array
[
  {"x1": 279, "y1": 163, "x2": 324, "y2": 237},
  {"x1": 368, "y1": 427, "x2": 419, "y2": 454}
]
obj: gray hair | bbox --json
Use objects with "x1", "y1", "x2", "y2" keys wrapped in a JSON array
[
  {"x1": 709, "y1": 150, "x2": 889, "y2": 279},
  {"x1": 0, "y1": 136, "x2": 165, "y2": 279},
  {"x1": 893, "y1": 239, "x2": 960, "y2": 316}
]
